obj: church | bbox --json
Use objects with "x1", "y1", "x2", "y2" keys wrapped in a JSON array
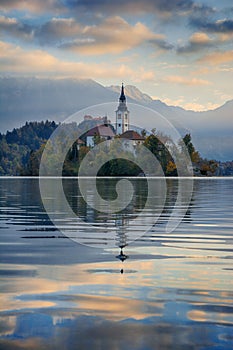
[
  {"x1": 115, "y1": 83, "x2": 130, "y2": 135},
  {"x1": 85, "y1": 84, "x2": 145, "y2": 147}
]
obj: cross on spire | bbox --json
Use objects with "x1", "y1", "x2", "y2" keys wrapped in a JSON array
[{"x1": 119, "y1": 83, "x2": 126, "y2": 102}]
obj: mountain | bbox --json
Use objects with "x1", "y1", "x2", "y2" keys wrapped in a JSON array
[
  {"x1": 107, "y1": 85, "x2": 153, "y2": 103},
  {"x1": 108, "y1": 85, "x2": 233, "y2": 161},
  {"x1": 0, "y1": 77, "x2": 232, "y2": 161},
  {"x1": 0, "y1": 77, "x2": 118, "y2": 132}
]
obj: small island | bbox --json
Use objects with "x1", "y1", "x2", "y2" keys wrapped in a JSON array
[{"x1": 0, "y1": 85, "x2": 232, "y2": 177}]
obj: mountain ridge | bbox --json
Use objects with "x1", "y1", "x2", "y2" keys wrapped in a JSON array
[
  {"x1": 107, "y1": 85, "x2": 153, "y2": 103},
  {"x1": 0, "y1": 77, "x2": 232, "y2": 160}
]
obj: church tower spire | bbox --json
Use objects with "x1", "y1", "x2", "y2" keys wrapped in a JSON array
[
  {"x1": 115, "y1": 83, "x2": 129, "y2": 135},
  {"x1": 119, "y1": 83, "x2": 126, "y2": 102}
]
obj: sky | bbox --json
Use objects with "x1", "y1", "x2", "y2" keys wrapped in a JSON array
[{"x1": 0, "y1": 0, "x2": 233, "y2": 111}]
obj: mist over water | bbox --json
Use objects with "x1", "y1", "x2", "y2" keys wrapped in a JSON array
[{"x1": 0, "y1": 178, "x2": 233, "y2": 349}]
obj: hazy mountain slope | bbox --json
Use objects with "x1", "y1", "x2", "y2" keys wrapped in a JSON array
[
  {"x1": 108, "y1": 85, "x2": 233, "y2": 161},
  {"x1": 107, "y1": 85, "x2": 153, "y2": 103},
  {"x1": 0, "y1": 77, "x2": 232, "y2": 160},
  {"x1": 0, "y1": 77, "x2": 118, "y2": 132}
]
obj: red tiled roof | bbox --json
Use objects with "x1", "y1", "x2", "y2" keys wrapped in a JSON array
[
  {"x1": 119, "y1": 130, "x2": 145, "y2": 140},
  {"x1": 86, "y1": 125, "x2": 115, "y2": 137}
]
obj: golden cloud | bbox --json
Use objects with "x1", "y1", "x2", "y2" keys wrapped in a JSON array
[
  {"x1": 154, "y1": 96, "x2": 220, "y2": 111},
  {"x1": 0, "y1": 0, "x2": 64, "y2": 14},
  {"x1": 0, "y1": 40, "x2": 155, "y2": 82},
  {"x1": 187, "y1": 310, "x2": 207, "y2": 322},
  {"x1": 182, "y1": 101, "x2": 220, "y2": 111},
  {"x1": 0, "y1": 260, "x2": 161, "y2": 317},
  {"x1": 60, "y1": 16, "x2": 164, "y2": 55},
  {"x1": 189, "y1": 32, "x2": 211, "y2": 44},
  {"x1": 198, "y1": 50, "x2": 233, "y2": 65},
  {"x1": 163, "y1": 75, "x2": 211, "y2": 86},
  {"x1": 71, "y1": 294, "x2": 163, "y2": 321},
  {"x1": 0, "y1": 15, "x2": 18, "y2": 25}
]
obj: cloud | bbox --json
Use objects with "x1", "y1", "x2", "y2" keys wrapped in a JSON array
[
  {"x1": 59, "y1": 16, "x2": 167, "y2": 55},
  {"x1": 0, "y1": 16, "x2": 83, "y2": 45},
  {"x1": 149, "y1": 38, "x2": 174, "y2": 51},
  {"x1": 0, "y1": 16, "x2": 84, "y2": 46},
  {"x1": 0, "y1": 0, "x2": 214, "y2": 18},
  {"x1": 0, "y1": 0, "x2": 65, "y2": 14},
  {"x1": 36, "y1": 17, "x2": 83, "y2": 45},
  {"x1": 0, "y1": 314, "x2": 213, "y2": 350},
  {"x1": 182, "y1": 101, "x2": 219, "y2": 111},
  {"x1": 154, "y1": 96, "x2": 220, "y2": 111},
  {"x1": 177, "y1": 32, "x2": 213, "y2": 53},
  {"x1": 0, "y1": 41, "x2": 58, "y2": 71},
  {"x1": 163, "y1": 75, "x2": 211, "y2": 86},
  {"x1": 132, "y1": 67, "x2": 155, "y2": 82},
  {"x1": 155, "y1": 96, "x2": 185, "y2": 107},
  {"x1": 0, "y1": 15, "x2": 172, "y2": 54},
  {"x1": 0, "y1": 40, "x2": 155, "y2": 82},
  {"x1": 214, "y1": 90, "x2": 233, "y2": 102},
  {"x1": 198, "y1": 50, "x2": 233, "y2": 65},
  {"x1": 190, "y1": 17, "x2": 233, "y2": 34},
  {"x1": 0, "y1": 15, "x2": 33, "y2": 41},
  {"x1": 64, "y1": 0, "x2": 214, "y2": 18},
  {"x1": 1, "y1": 308, "x2": 220, "y2": 350},
  {"x1": 0, "y1": 316, "x2": 16, "y2": 337}
]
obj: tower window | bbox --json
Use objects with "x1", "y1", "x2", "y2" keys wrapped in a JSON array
[
  {"x1": 118, "y1": 114, "x2": 121, "y2": 119},
  {"x1": 125, "y1": 124, "x2": 127, "y2": 127},
  {"x1": 118, "y1": 124, "x2": 121, "y2": 127},
  {"x1": 125, "y1": 114, "x2": 127, "y2": 119}
]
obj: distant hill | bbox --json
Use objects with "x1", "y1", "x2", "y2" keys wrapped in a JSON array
[
  {"x1": 102, "y1": 85, "x2": 233, "y2": 161},
  {"x1": 107, "y1": 85, "x2": 153, "y2": 103},
  {"x1": 0, "y1": 77, "x2": 232, "y2": 161},
  {"x1": 0, "y1": 77, "x2": 118, "y2": 132}
]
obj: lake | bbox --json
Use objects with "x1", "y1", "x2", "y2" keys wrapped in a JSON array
[{"x1": 0, "y1": 177, "x2": 233, "y2": 350}]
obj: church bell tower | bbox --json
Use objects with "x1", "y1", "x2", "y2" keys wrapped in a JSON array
[{"x1": 115, "y1": 83, "x2": 130, "y2": 135}]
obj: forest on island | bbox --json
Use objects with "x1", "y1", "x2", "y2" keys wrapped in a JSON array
[{"x1": 0, "y1": 120, "x2": 219, "y2": 176}]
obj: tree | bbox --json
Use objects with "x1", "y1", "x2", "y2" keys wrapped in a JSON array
[
  {"x1": 166, "y1": 161, "x2": 177, "y2": 176},
  {"x1": 182, "y1": 134, "x2": 194, "y2": 156},
  {"x1": 141, "y1": 129, "x2": 147, "y2": 138},
  {"x1": 191, "y1": 150, "x2": 201, "y2": 163},
  {"x1": 151, "y1": 128, "x2": 156, "y2": 135},
  {"x1": 180, "y1": 133, "x2": 200, "y2": 163},
  {"x1": 0, "y1": 121, "x2": 58, "y2": 175},
  {"x1": 93, "y1": 133, "x2": 105, "y2": 146},
  {"x1": 144, "y1": 134, "x2": 159, "y2": 154}
]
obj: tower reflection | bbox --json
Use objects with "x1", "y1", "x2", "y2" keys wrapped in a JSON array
[{"x1": 115, "y1": 214, "x2": 129, "y2": 274}]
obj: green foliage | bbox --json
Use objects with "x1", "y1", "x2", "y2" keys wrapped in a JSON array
[
  {"x1": 98, "y1": 159, "x2": 142, "y2": 176},
  {"x1": 180, "y1": 133, "x2": 200, "y2": 163},
  {"x1": 0, "y1": 121, "x2": 58, "y2": 175},
  {"x1": 143, "y1": 133, "x2": 176, "y2": 175},
  {"x1": 199, "y1": 159, "x2": 218, "y2": 176},
  {"x1": 144, "y1": 134, "x2": 160, "y2": 154},
  {"x1": 1, "y1": 121, "x2": 211, "y2": 177},
  {"x1": 141, "y1": 129, "x2": 147, "y2": 138},
  {"x1": 93, "y1": 133, "x2": 105, "y2": 146},
  {"x1": 179, "y1": 134, "x2": 220, "y2": 175}
]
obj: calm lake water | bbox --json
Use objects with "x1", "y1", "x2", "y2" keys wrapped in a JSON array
[{"x1": 0, "y1": 178, "x2": 233, "y2": 350}]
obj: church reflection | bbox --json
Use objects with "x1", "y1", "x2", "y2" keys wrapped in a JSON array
[
  {"x1": 61, "y1": 177, "x2": 195, "y2": 259},
  {"x1": 115, "y1": 214, "x2": 129, "y2": 274}
]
